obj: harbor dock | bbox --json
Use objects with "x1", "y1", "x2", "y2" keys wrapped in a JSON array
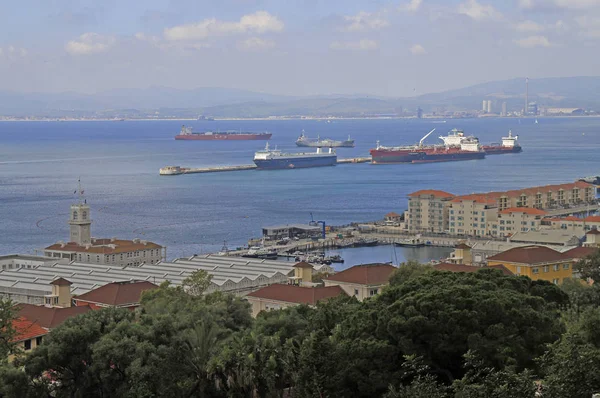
[{"x1": 160, "y1": 157, "x2": 372, "y2": 175}]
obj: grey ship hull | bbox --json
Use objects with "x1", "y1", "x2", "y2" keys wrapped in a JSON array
[{"x1": 296, "y1": 139, "x2": 354, "y2": 148}]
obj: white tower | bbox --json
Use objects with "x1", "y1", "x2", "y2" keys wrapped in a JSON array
[
  {"x1": 69, "y1": 180, "x2": 92, "y2": 245},
  {"x1": 487, "y1": 101, "x2": 492, "y2": 113},
  {"x1": 482, "y1": 100, "x2": 487, "y2": 112}
]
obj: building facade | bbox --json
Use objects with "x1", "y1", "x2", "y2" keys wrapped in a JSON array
[
  {"x1": 489, "y1": 207, "x2": 546, "y2": 237},
  {"x1": 43, "y1": 197, "x2": 166, "y2": 267},
  {"x1": 486, "y1": 245, "x2": 575, "y2": 284},
  {"x1": 323, "y1": 263, "x2": 396, "y2": 301},
  {"x1": 407, "y1": 190, "x2": 454, "y2": 233},
  {"x1": 448, "y1": 195, "x2": 498, "y2": 236}
]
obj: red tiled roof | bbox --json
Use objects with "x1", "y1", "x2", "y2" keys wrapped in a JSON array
[
  {"x1": 16, "y1": 304, "x2": 93, "y2": 329},
  {"x1": 500, "y1": 207, "x2": 547, "y2": 215},
  {"x1": 246, "y1": 284, "x2": 346, "y2": 305},
  {"x1": 455, "y1": 243, "x2": 471, "y2": 249},
  {"x1": 563, "y1": 246, "x2": 599, "y2": 259},
  {"x1": 385, "y1": 212, "x2": 401, "y2": 217},
  {"x1": 587, "y1": 229, "x2": 600, "y2": 235},
  {"x1": 408, "y1": 190, "x2": 454, "y2": 198},
  {"x1": 451, "y1": 194, "x2": 497, "y2": 204},
  {"x1": 45, "y1": 238, "x2": 162, "y2": 254},
  {"x1": 73, "y1": 281, "x2": 157, "y2": 307},
  {"x1": 11, "y1": 317, "x2": 48, "y2": 342},
  {"x1": 548, "y1": 216, "x2": 582, "y2": 222},
  {"x1": 434, "y1": 263, "x2": 514, "y2": 276},
  {"x1": 294, "y1": 261, "x2": 314, "y2": 269},
  {"x1": 487, "y1": 245, "x2": 570, "y2": 264},
  {"x1": 324, "y1": 263, "x2": 396, "y2": 285},
  {"x1": 484, "y1": 181, "x2": 594, "y2": 199},
  {"x1": 50, "y1": 277, "x2": 72, "y2": 286},
  {"x1": 585, "y1": 216, "x2": 600, "y2": 223}
]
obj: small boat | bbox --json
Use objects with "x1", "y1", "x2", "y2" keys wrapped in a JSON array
[
  {"x1": 394, "y1": 238, "x2": 425, "y2": 248},
  {"x1": 535, "y1": 119, "x2": 539, "y2": 124},
  {"x1": 328, "y1": 254, "x2": 344, "y2": 263}
]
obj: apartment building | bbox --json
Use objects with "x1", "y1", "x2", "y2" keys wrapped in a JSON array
[
  {"x1": 489, "y1": 207, "x2": 547, "y2": 237},
  {"x1": 407, "y1": 190, "x2": 454, "y2": 233},
  {"x1": 448, "y1": 195, "x2": 498, "y2": 236}
]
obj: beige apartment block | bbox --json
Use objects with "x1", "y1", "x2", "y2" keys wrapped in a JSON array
[{"x1": 407, "y1": 190, "x2": 454, "y2": 233}]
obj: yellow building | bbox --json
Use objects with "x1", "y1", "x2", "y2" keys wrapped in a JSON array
[
  {"x1": 323, "y1": 263, "x2": 396, "y2": 301},
  {"x1": 487, "y1": 245, "x2": 575, "y2": 284}
]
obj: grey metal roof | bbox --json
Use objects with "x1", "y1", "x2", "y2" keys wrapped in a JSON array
[{"x1": 0, "y1": 254, "x2": 315, "y2": 299}]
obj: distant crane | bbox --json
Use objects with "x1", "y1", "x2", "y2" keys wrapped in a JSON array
[{"x1": 309, "y1": 213, "x2": 326, "y2": 239}]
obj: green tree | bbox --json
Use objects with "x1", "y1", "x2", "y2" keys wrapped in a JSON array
[
  {"x1": 341, "y1": 269, "x2": 565, "y2": 383},
  {"x1": 182, "y1": 269, "x2": 213, "y2": 296},
  {"x1": 388, "y1": 261, "x2": 433, "y2": 287},
  {"x1": 384, "y1": 355, "x2": 449, "y2": 398},
  {"x1": 574, "y1": 248, "x2": 600, "y2": 282},
  {"x1": 452, "y1": 352, "x2": 538, "y2": 398},
  {"x1": 0, "y1": 299, "x2": 16, "y2": 362},
  {"x1": 540, "y1": 307, "x2": 600, "y2": 398}
]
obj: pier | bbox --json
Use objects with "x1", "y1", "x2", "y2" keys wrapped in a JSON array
[{"x1": 159, "y1": 157, "x2": 372, "y2": 175}]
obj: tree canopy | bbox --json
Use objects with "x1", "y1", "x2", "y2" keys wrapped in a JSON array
[{"x1": 2, "y1": 262, "x2": 600, "y2": 397}]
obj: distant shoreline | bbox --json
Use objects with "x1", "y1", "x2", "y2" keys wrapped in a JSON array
[{"x1": 1, "y1": 115, "x2": 599, "y2": 122}]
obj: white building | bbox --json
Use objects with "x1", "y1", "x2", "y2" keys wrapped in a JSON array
[{"x1": 42, "y1": 195, "x2": 166, "y2": 267}]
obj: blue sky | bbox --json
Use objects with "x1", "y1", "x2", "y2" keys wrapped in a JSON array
[{"x1": 1, "y1": 0, "x2": 599, "y2": 96}]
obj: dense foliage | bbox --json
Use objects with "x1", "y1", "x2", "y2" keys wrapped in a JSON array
[{"x1": 1, "y1": 252, "x2": 600, "y2": 397}]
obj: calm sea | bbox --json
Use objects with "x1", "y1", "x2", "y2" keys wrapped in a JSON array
[{"x1": 0, "y1": 117, "x2": 598, "y2": 260}]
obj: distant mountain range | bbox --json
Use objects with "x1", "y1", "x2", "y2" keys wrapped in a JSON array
[{"x1": 2, "y1": 76, "x2": 600, "y2": 117}]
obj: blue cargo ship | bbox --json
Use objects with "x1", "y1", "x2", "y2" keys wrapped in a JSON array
[{"x1": 253, "y1": 143, "x2": 337, "y2": 170}]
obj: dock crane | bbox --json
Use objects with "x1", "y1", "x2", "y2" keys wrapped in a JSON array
[
  {"x1": 419, "y1": 128, "x2": 436, "y2": 147},
  {"x1": 309, "y1": 213, "x2": 326, "y2": 239}
]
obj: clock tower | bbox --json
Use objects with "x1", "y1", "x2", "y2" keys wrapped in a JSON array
[{"x1": 69, "y1": 181, "x2": 92, "y2": 245}]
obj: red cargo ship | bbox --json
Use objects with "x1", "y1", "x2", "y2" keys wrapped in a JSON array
[
  {"x1": 370, "y1": 129, "x2": 486, "y2": 164},
  {"x1": 175, "y1": 125, "x2": 272, "y2": 141},
  {"x1": 481, "y1": 130, "x2": 522, "y2": 154}
]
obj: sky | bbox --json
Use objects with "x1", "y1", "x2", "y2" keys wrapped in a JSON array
[{"x1": 1, "y1": 0, "x2": 600, "y2": 97}]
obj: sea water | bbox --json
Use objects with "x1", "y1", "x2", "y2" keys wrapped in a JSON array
[{"x1": 0, "y1": 117, "x2": 598, "y2": 259}]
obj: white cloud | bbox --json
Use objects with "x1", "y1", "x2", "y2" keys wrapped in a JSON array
[
  {"x1": 65, "y1": 33, "x2": 115, "y2": 55},
  {"x1": 400, "y1": 0, "x2": 423, "y2": 12},
  {"x1": 575, "y1": 16, "x2": 600, "y2": 37},
  {"x1": 0, "y1": 45, "x2": 28, "y2": 58},
  {"x1": 237, "y1": 37, "x2": 275, "y2": 51},
  {"x1": 341, "y1": 11, "x2": 389, "y2": 32},
  {"x1": 164, "y1": 11, "x2": 284, "y2": 41},
  {"x1": 516, "y1": 20, "x2": 545, "y2": 32},
  {"x1": 518, "y1": 0, "x2": 536, "y2": 9},
  {"x1": 410, "y1": 44, "x2": 427, "y2": 55},
  {"x1": 554, "y1": 0, "x2": 600, "y2": 9},
  {"x1": 330, "y1": 39, "x2": 379, "y2": 51},
  {"x1": 519, "y1": 0, "x2": 600, "y2": 10},
  {"x1": 514, "y1": 35, "x2": 551, "y2": 48},
  {"x1": 458, "y1": 0, "x2": 502, "y2": 21}
]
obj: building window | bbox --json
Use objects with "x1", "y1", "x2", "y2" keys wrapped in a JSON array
[
  {"x1": 563, "y1": 263, "x2": 570, "y2": 270},
  {"x1": 543, "y1": 266, "x2": 549, "y2": 273},
  {"x1": 532, "y1": 268, "x2": 539, "y2": 274},
  {"x1": 516, "y1": 266, "x2": 521, "y2": 274},
  {"x1": 369, "y1": 288, "x2": 378, "y2": 296},
  {"x1": 354, "y1": 289, "x2": 359, "y2": 296},
  {"x1": 553, "y1": 264, "x2": 560, "y2": 271},
  {"x1": 36, "y1": 336, "x2": 43, "y2": 346},
  {"x1": 72, "y1": 211, "x2": 78, "y2": 220},
  {"x1": 552, "y1": 278, "x2": 559, "y2": 285},
  {"x1": 24, "y1": 339, "x2": 32, "y2": 350}
]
